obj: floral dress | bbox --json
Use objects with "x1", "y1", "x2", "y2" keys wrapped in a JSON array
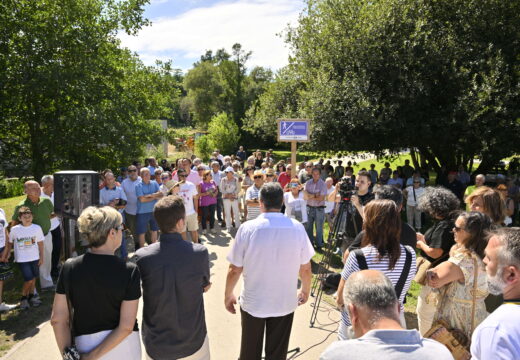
[{"x1": 433, "y1": 247, "x2": 489, "y2": 339}]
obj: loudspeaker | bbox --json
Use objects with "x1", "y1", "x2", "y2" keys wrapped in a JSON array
[{"x1": 54, "y1": 171, "x2": 99, "y2": 217}]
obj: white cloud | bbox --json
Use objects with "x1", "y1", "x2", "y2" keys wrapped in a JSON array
[{"x1": 119, "y1": 0, "x2": 303, "y2": 70}]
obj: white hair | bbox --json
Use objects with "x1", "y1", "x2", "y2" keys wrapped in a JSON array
[{"x1": 41, "y1": 175, "x2": 53, "y2": 185}]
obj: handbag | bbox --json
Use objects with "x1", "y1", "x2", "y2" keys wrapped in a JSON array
[
  {"x1": 62, "y1": 260, "x2": 81, "y2": 360},
  {"x1": 424, "y1": 256, "x2": 479, "y2": 360},
  {"x1": 415, "y1": 254, "x2": 448, "y2": 286}
]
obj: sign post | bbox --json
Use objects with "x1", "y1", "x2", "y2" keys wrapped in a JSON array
[{"x1": 277, "y1": 119, "x2": 310, "y2": 179}]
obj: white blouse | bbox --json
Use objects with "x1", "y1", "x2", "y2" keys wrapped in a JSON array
[{"x1": 284, "y1": 191, "x2": 308, "y2": 223}]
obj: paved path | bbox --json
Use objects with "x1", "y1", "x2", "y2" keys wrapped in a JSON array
[{"x1": 4, "y1": 230, "x2": 340, "y2": 360}]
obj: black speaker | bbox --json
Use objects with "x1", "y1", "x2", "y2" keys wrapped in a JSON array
[{"x1": 54, "y1": 171, "x2": 99, "y2": 217}]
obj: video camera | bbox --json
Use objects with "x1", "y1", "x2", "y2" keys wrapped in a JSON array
[{"x1": 338, "y1": 176, "x2": 357, "y2": 200}]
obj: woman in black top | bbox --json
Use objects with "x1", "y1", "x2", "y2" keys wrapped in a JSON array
[
  {"x1": 415, "y1": 186, "x2": 460, "y2": 335},
  {"x1": 51, "y1": 206, "x2": 141, "y2": 360}
]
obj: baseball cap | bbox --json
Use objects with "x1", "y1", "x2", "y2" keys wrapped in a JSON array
[{"x1": 225, "y1": 166, "x2": 234, "y2": 173}]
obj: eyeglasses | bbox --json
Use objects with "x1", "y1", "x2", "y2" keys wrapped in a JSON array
[
  {"x1": 413, "y1": 181, "x2": 421, "y2": 184},
  {"x1": 178, "y1": 174, "x2": 187, "y2": 178},
  {"x1": 266, "y1": 174, "x2": 274, "y2": 177},
  {"x1": 254, "y1": 176, "x2": 263, "y2": 179},
  {"x1": 198, "y1": 169, "x2": 204, "y2": 171},
  {"x1": 128, "y1": 169, "x2": 136, "y2": 173},
  {"x1": 161, "y1": 177, "x2": 169, "y2": 180},
  {"x1": 20, "y1": 211, "x2": 32, "y2": 216},
  {"x1": 114, "y1": 224, "x2": 124, "y2": 231}
]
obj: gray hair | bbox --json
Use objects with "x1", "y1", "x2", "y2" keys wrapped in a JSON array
[
  {"x1": 476, "y1": 174, "x2": 486, "y2": 181},
  {"x1": 418, "y1": 186, "x2": 460, "y2": 219},
  {"x1": 493, "y1": 227, "x2": 520, "y2": 269},
  {"x1": 211, "y1": 161, "x2": 220, "y2": 167},
  {"x1": 259, "y1": 182, "x2": 283, "y2": 210},
  {"x1": 41, "y1": 175, "x2": 53, "y2": 185},
  {"x1": 343, "y1": 270, "x2": 399, "y2": 323}
]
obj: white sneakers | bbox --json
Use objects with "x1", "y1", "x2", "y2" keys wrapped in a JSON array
[{"x1": 0, "y1": 302, "x2": 17, "y2": 312}]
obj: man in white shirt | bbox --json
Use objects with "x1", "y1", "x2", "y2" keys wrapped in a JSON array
[
  {"x1": 40, "y1": 175, "x2": 61, "y2": 279},
  {"x1": 225, "y1": 182, "x2": 314, "y2": 360},
  {"x1": 177, "y1": 169, "x2": 199, "y2": 243},
  {"x1": 471, "y1": 227, "x2": 520, "y2": 360},
  {"x1": 320, "y1": 270, "x2": 453, "y2": 360}
]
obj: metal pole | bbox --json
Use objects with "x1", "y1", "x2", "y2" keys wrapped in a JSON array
[{"x1": 291, "y1": 141, "x2": 297, "y2": 179}]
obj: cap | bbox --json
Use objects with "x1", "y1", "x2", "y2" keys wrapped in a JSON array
[
  {"x1": 265, "y1": 168, "x2": 275, "y2": 176},
  {"x1": 225, "y1": 166, "x2": 234, "y2": 173}
]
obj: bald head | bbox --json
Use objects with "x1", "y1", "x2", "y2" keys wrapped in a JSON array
[{"x1": 24, "y1": 180, "x2": 41, "y2": 201}]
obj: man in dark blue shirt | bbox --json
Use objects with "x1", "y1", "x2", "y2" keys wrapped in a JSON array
[{"x1": 136, "y1": 196, "x2": 211, "y2": 360}]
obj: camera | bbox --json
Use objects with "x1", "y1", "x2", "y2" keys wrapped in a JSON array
[
  {"x1": 339, "y1": 176, "x2": 356, "y2": 200},
  {"x1": 114, "y1": 198, "x2": 127, "y2": 206}
]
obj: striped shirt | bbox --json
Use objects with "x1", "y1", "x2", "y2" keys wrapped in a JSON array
[
  {"x1": 245, "y1": 185, "x2": 262, "y2": 220},
  {"x1": 341, "y1": 244, "x2": 416, "y2": 327}
]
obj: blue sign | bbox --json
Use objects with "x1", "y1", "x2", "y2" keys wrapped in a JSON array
[{"x1": 278, "y1": 119, "x2": 309, "y2": 141}]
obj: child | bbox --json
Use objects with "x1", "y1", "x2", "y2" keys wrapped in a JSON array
[
  {"x1": 6, "y1": 207, "x2": 44, "y2": 310},
  {"x1": 0, "y1": 208, "x2": 16, "y2": 311}
]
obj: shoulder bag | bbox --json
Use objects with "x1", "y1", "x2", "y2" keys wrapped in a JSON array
[
  {"x1": 62, "y1": 260, "x2": 80, "y2": 360},
  {"x1": 424, "y1": 256, "x2": 479, "y2": 360}
]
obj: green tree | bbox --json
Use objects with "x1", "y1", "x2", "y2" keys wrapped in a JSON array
[
  {"x1": 0, "y1": 0, "x2": 173, "y2": 179},
  {"x1": 207, "y1": 113, "x2": 240, "y2": 156},
  {"x1": 195, "y1": 135, "x2": 212, "y2": 160},
  {"x1": 183, "y1": 61, "x2": 223, "y2": 126},
  {"x1": 252, "y1": 0, "x2": 520, "y2": 172}
]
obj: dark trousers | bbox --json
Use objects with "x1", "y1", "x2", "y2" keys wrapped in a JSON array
[
  {"x1": 201, "y1": 204, "x2": 216, "y2": 230},
  {"x1": 51, "y1": 226, "x2": 62, "y2": 277},
  {"x1": 216, "y1": 192, "x2": 223, "y2": 221},
  {"x1": 239, "y1": 308, "x2": 294, "y2": 360}
]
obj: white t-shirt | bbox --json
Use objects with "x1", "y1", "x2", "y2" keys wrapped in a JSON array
[
  {"x1": 405, "y1": 186, "x2": 425, "y2": 207},
  {"x1": 471, "y1": 303, "x2": 520, "y2": 360},
  {"x1": 0, "y1": 209, "x2": 6, "y2": 248},
  {"x1": 227, "y1": 212, "x2": 315, "y2": 318},
  {"x1": 178, "y1": 181, "x2": 198, "y2": 216},
  {"x1": 40, "y1": 192, "x2": 60, "y2": 231},
  {"x1": 9, "y1": 224, "x2": 44, "y2": 263}
]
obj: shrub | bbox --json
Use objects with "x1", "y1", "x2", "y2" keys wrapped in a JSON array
[
  {"x1": 195, "y1": 135, "x2": 212, "y2": 160},
  {"x1": 0, "y1": 178, "x2": 25, "y2": 198},
  {"x1": 207, "y1": 113, "x2": 240, "y2": 156}
]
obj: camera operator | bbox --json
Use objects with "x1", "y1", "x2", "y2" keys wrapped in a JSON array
[{"x1": 329, "y1": 170, "x2": 374, "y2": 252}]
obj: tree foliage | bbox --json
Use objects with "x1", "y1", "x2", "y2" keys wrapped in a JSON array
[
  {"x1": 206, "y1": 113, "x2": 240, "y2": 156},
  {"x1": 250, "y1": 0, "x2": 520, "y2": 172},
  {"x1": 0, "y1": 0, "x2": 178, "y2": 179},
  {"x1": 183, "y1": 44, "x2": 273, "y2": 131}
]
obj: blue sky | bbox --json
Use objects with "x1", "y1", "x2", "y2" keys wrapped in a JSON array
[{"x1": 118, "y1": 0, "x2": 305, "y2": 71}]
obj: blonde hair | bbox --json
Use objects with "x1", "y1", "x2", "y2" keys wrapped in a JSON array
[
  {"x1": 466, "y1": 186, "x2": 505, "y2": 224},
  {"x1": 77, "y1": 206, "x2": 122, "y2": 248}
]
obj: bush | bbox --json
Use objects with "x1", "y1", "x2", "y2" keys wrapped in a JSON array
[
  {"x1": 195, "y1": 135, "x2": 212, "y2": 160},
  {"x1": 207, "y1": 113, "x2": 240, "y2": 156},
  {"x1": 0, "y1": 178, "x2": 25, "y2": 198}
]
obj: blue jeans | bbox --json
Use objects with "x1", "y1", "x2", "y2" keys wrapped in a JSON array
[{"x1": 306, "y1": 206, "x2": 325, "y2": 247}]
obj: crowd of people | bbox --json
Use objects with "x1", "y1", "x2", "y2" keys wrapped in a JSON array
[{"x1": 0, "y1": 147, "x2": 520, "y2": 359}]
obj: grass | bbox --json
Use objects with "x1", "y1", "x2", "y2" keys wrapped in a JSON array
[
  {"x1": 0, "y1": 195, "x2": 24, "y2": 222},
  {"x1": 0, "y1": 194, "x2": 55, "y2": 356}
]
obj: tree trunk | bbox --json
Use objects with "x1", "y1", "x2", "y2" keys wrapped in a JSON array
[{"x1": 410, "y1": 148, "x2": 420, "y2": 169}]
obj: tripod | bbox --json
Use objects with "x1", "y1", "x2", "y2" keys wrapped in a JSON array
[{"x1": 309, "y1": 194, "x2": 359, "y2": 327}]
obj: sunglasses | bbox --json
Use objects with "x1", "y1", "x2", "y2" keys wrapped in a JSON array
[
  {"x1": 20, "y1": 211, "x2": 33, "y2": 216},
  {"x1": 178, "y1": 175, "x2": 187, "y2": 178},
  {"x1": 453, "y1": 226, "x2": 465, "y2": 232},
  {"x1": 161, "y1": 177, "x2": 170, "y2": 180},
  {"x1": 254, "y1": 176, "x2": 263, "y2": 179},
  {"x1": 128, "y1": 169, "x2": 136, "y2": 173}
]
